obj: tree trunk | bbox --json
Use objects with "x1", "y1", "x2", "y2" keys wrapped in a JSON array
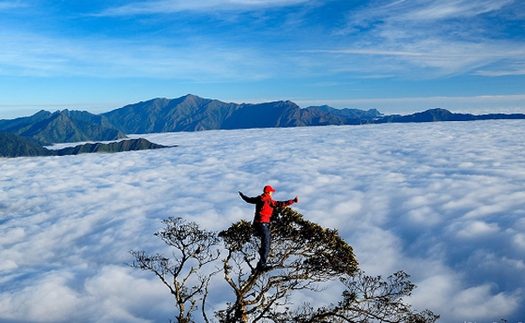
[{"x1": 234, "y1": 301, "x2": 248, "y2": 323}]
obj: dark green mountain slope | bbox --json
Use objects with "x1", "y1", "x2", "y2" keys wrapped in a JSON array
[
  {"x1": 0, "y1": 110, "x2": 126, "y2": 145},
  {"x1": 0, "y1": 132, "x2": 51, "y2": 157},
  {"x1": 53, "y1": 138, "x2": 171, "y2": 156},
  {"x1": 0, "y1": 132, "x2": 171, "y2": 158}
]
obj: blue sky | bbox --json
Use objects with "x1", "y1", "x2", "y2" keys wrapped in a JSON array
[{"x1": 1, "y1": 0, "x2": 525, "y2": 118}]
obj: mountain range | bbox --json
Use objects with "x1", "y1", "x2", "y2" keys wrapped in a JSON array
[
  {"x1": 1, "y1": 94, "x2": 524, "y2": 156},
  {"x1": 0, "y1": 94, "x2": 383, "y2": 145}
]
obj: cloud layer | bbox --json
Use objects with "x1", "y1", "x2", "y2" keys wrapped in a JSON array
[{"x1": 1, "y1": 120, "x2": 525, "y2": 322}]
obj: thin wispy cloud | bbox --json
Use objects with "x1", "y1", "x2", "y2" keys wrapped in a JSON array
[
  {"x1": 0, "y1": 31, "x2": 275, "y2": 80},
  {"x1": 326, "y1": 0, "x2": 525, "y2": 77},
  {"x1": 96, "y1": 0, "x2": 309, "y2": 16},
  {"x1": 0, "y1": 1, "x2": 25, "y2": 10},
  {"x1": 304, "y1": 44, "x2": 524, "y2": 76},
  {"x1": 346, "y1": 0, "x2": 515, "y2": 28},
  {"x1": 380, "y1": 0, "x2": 514, "y2": 21},
  {"x1": 1, "y1": 121, "x2": 525, "y2": 322}
]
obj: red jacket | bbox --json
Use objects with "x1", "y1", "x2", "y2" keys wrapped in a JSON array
[{"x1": 240, "y1": 192, "x2": 295, "y2": 223}]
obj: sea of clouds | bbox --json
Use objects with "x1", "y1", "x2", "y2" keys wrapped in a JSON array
[{"x1": 1, "y1": 120, "x2": 525, "y2": 323}]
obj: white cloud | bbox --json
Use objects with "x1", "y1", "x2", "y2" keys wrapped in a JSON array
[
  {"x1": 1, "y1": 120, "x2": 525, "y2": 322},
  {"x1": 455, "y1": 220, "x2": 501, "y2": 239},
  {"x1": 412, "y1": 272, "x2": 521, "y2": 322},
  {"x1": 512, "y1": 233, "x2": 525, "y2": 250},
  {"x1": 452, "y1": 284, "x2": 521, "y2": 319}
]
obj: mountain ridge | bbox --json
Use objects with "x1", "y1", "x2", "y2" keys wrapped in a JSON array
[
  {"x1": 373, "y1": 108, "x2": 525, "y2": 123},
  {"x1": 0, "y1": 132, "x2": 172, "y2": 158},
  {"x1": 101, "y1": 94, "x2": 383, "y2": 134},
  {"x1": 0, "y1": 110, "x2": 126, "y2": 145},
  {"x1": 1, "y1": 94, "x2": 524, "y2": 147}
]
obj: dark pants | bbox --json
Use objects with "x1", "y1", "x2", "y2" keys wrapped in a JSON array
[{"x1": 253, "y1": 222, "x2": 270, "y2": 267}]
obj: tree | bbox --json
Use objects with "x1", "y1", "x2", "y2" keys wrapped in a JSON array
[
  {"x1": 130, "y1": 217, "x2": 221, "y2": 323},
  {"x1": 216, "y1": 207, "x2": 358, "y2": 323},
  {"x1": 131, "y1": 208, "x2": 439, "y2": 323}
]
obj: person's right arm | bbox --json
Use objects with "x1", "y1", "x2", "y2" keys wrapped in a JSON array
[{"x1": 239, "y1": 191, "x2": 258, "y2": 204}]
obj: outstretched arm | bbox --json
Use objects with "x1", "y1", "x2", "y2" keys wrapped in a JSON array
[
  {"x1": 273, "y1": 196, "x2": 299, "y2": 208},
  {"x1": 239, "y1": 191, "x2": 258, "y2": 204}
]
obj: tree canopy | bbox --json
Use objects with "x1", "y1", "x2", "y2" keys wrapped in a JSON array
[{"x1": 130, "y1": 207, "x2": 439, "y2": 323}]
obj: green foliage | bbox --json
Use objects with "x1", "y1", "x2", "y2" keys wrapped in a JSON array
[
  {"x1": 271, "y1": 207, "x2": 358, "y2": 275},
  {"x1": 219, "y1": 219, "x2": 257, "y2": 253},
  {"x1": 219, "y1": 208, "x2": 358, "y2": 276}
]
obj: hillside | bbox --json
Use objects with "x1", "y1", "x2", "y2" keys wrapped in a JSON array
[
  {"x1": 0, "y1": 110, "x2": 126, "y2": 145},
  {"x1": 0, "y1": 132, "x2": 50, "y2": 157},
  {"x1": 101, "y1": 94, "x2": 381, "y2": 134},
  {"x1": 53, "y1": 138, "x2": 172, "y2": 156},
  {"x1": 372, "y1": 108, "x2": 525, "y2": 123},
  {"x1": 102, "y1": 95, "x2": 241, "y2": 133},
  {"x1": 305, "y1": 105, "x2": 382, "y2": 120},
  {"x1": 0, "y1": 132, "x2": 171, "y2": 158}
]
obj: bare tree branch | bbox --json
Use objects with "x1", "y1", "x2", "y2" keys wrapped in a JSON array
[{"x1": 130, "y1": 217, "x2": 221, "y2": 323}]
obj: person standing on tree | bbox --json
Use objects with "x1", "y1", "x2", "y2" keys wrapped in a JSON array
[{"x1": 239, "y1": 185, "x2": 299, "y2": 270}]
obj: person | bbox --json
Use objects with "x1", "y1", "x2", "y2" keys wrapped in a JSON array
[{"x1": 239, "y1": 185, "x2": 299, "y2": 270}]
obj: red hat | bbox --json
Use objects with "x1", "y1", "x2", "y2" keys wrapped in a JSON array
[{"x1": 263, "y1": 185, "x2": 276, "y2": 193}]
